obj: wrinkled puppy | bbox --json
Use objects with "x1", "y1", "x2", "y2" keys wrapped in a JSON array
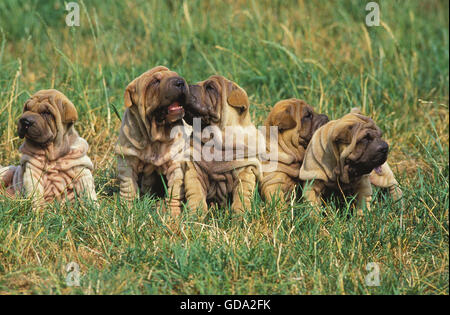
[
  {"x1": 183, "y1": 75, "x2": 261, "y2": 214},
  {"x1": 299, "y1": 109, "x2": 400, "y2": 216},
  {"x1": 115, "y1": 66, "x2": 189, "y2": 216},
  {"x1": 260, "y1": 98, "x2": 328, "y2": 202},
  {"x1": 0, "y1": 89, "x2": 96, "y2": 206}
]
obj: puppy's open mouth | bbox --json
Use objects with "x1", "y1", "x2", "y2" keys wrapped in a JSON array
[
  {"x1": 153, "y1": 99, "x2": 185, "y2": 124},
  {"x1": 168, "y1": 101, "x2": 183, "y2": 114}
]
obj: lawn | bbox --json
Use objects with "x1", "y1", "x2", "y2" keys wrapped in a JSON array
[{"x1": 0, "y1": 0, "x2": 448, "y2": 294}]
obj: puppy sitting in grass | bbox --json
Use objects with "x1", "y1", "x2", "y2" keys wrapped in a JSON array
[
  {"x1": 0, "y1": 89, "x2": 97, "y2": 206},
  {"x1": 115, "y1": 66, "x2": 190, "y2": 216},
  {"x1": 260, "y1": 98, "x2": 329, "y2": 203},
  {"x1": 299, "y1": 108, "x2": 402, "y2": 217},
  {"x1": 183, "y1": 75, "x2": 262, "y2": 214}
]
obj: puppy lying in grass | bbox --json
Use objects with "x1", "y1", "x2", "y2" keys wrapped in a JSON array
[
  {"x1": 0, "y1": 89, "x2": 97, "y2": 207},
  {"x1": 299, "y1": 108, "x2": 402, "y2": 217}
]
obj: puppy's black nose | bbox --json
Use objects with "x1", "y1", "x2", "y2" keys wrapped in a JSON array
[
  {"x1": 173, "y1": 78, "x2": 186, "y2": 90},
  {"x1": 378, "y1": 141, "x2": 389, "y2": 153},
  {"x1": 20, "y1": 117, "x2": 33, "y2": 128}
]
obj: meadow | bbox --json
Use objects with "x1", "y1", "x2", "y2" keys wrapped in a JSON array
[{"x1": 0, "y1": 0, "x2": 448, "y2": 294}]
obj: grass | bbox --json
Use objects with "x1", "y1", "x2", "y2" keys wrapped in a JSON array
[{"x1": 0, "y1": 0, "x2": 448, "y2": 294}]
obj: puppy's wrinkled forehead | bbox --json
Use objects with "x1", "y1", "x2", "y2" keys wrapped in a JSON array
[
  {"x1": 348, "y1": 113, "x2": 380, "y2": 134},
  {"x1": 23, "y1": 89, "x2": 78, "y2": 123},
  {"x1": 125, "y1": 66, "x2": 181, "y2": 108},
  {"x1": 202, "y1": 75, "x2": 248, "y2": 105},
  {"x1": 25, "y1": 90, "x2": 64, "y2": 111},
  {"x1": 267, "y1": 98, "x2": 317, "y2": 132},
  {"x1": 335, "y1": 113, "x2": 382, "y2": 143},
  {"x1": 198, "y1": 75, "x2": 237, "y2": 94},
  {"x1": 135, "y1": 67, "x2": 178, "y2": 92},
  {"x1": 280, "y1": 99, "x2": 311, "y2": 116},
  {"x1": 197, "y1": 75, "x2": 222, "y2": 94}
]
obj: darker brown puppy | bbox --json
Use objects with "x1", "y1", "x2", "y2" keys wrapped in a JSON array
[{"x1": 260, "y1": 98, "x2": 328, "y2": 201}]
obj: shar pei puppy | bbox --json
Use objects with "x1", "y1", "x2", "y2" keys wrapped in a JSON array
[
  {"x1": 115, "y1": 66, "x2": 190, "y2": 216},
  {"x1": 260, "y1": 98, "x2": 328, "y2": 202},
  {"x1": 0, "y1": 89, "x2": 97, "y2": 206},
  {"x1": 299, "y1": 109, "x2": 402, "y2": 216},
  {"x1": 183, "y1": 75, "x2": 262, "y2": 214}
]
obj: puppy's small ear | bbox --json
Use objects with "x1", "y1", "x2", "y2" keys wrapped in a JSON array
[
  {"x1": 22, "y1": 99, "x2": 31, "y2": 113},
  {"x1": 124, "y1": 83, "x2": 136, "y2": 108},
  {"x1": 227, "y1": 87, "x2": 249, "y2": 112},
  {"x1": 270, "y1": 107, "x2": 297, "y2": 131},
  {"x1": 62, "y1": 99, "x2": 78, "y2": 124}
]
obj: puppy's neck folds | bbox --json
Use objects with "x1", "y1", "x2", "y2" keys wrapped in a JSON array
[{"x1": 22, "y1": 128, "x2": 79, "y2": 161}]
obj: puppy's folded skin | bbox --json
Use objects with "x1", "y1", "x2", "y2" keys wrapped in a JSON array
[
  {"x1": 0, "y1": 89, "x2": 97, "y2": 206},
  {"x1": 115, "y1": 66, "x2": 189, "y2": 216},
  {"x1": 299, "y1": 110, "x2": 399, "y2": 216},
  {"x1": 260, "y1": 98, "x2": 328, "y2": 202},
  {"x1": 116, "y1": 107, "x2": 187, "y2": 213},
  {"x1": 183, "y1": 76, "x2": 261, "y2": 214},
  {"x1": 185, "y1": 128, "x2": 262, "y2": 213}
]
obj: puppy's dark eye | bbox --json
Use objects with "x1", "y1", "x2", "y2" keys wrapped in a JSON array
[
  {"x1": 304, "y1": 112, "x2": 313, "y2": 119},
  {"x1": 151, "y1": 78, "x2": 160, "y2": 86},
  {"x1": 41, "y1": 111, "x2": 51, "y2": 116},
  {"x1": 360, "y1": 134, "x2": 372, "y2": 143},
  {"x1": 206, "y1": 83, "x2": 215, "y2": 91}
]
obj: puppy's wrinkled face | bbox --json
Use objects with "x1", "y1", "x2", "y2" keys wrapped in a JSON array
[
  {"x1": 125, "y1": 66, "x2": 189, "y2": 125},
  {"x1": 335, "y1": 115, "x2": 389, "y2": 177},
  {"x1": 184, "y1": 75, "x2": 249, "y2": 127},
  {"x1": 17, "y1": 89, "x2": 78, "y2": 146},
  {"x1": 266, "y1": 98, "x2": 329, "y2": 148}
]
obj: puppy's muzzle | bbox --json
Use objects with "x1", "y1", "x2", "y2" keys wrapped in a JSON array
[
  {"x1": 377, "y1": 141, "x2": 389, "y2": 154},
  {"x1": 183, "y1": 84, "x2": 211, "y2": 125},
  {"x1": 166, "y1": 77, "x2": 188, "y2": 98},
  {"x1": 20, "y1": 117, "x2": 34, "y2": 129},
  {"x1": 172, "y1": 78, "x2": 187, "y2": 91},
  {"x1": 18, "y1": 116, "x2": 35, "y2": 138},
  {"x1": 155, "y1": 76, "x2": 188, "y2": 124}
]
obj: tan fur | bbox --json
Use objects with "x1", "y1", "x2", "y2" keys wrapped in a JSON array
[
  {"x1": 184, "y1": 76, "x2": 261, "y2": 214},
  {"x1": 369, "y1": 162, "x2": 403, "y2": 201},
  {"x1": 260, "y1": 99, "x2": 327, "y2": 202},
  {"x1": 115, "y1": 66, "x2": 187, "y2": 216},
  {"x1": 299, "y1": 111, "x2": 401, "y2": 217},
  {"x1": 0, "y1": 89, "x2": 96, "y2": 206}
]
